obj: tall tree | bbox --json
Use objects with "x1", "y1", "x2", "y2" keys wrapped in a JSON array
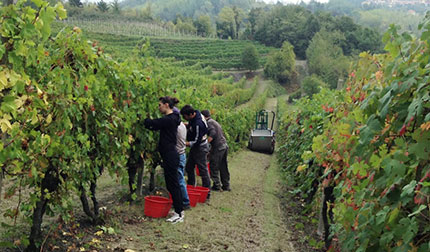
[
  {"x1": 254, "y1": 5, "x2": 315, "y2": 59},
  {"x1": 141, "y1": 2, "x2": 153, "y2": 21},
  {"x1": 232, "y1": 6, "x2": 244, "y2": 39},
  {"x1": 241, "y1": 44, "x2": 259, "y2": 72},
  {"x1": 194, "y1": 15, "x2": 213, "y2": 37},
  {"x1": 111, "y1": 0, "x2": 121, "y2": 15},
  {"x1": 216, "y1": 6, "x2": 235, "y2": 39},
  {"x1": 97, "y1": 0, "x2": 109, "y2": 12},
  {"x1": 264, "y1": 41, "x2": 296, "y2": 85},
  {"x1": 305, "y1": 30, "x2": 349, "y2": 89},
  {"x1": 176, "y1": 17, "x2": 197, "y2": 34},
  {"x1": 69, "y1": 0, "x2": 83, "y2": 7},
  {"x1": 248, "y1": 7, "x2": 263, "y2": 39}
]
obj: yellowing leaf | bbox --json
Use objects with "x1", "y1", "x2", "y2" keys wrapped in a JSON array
[
  {"x1": 0, "y1": 120, "x2": 11, "y2": 132},
  {"x1": 8, "y1": 70, "x2": 20, "y2": 86},
  {"x1": 91, "y1": 238, "x2": 100, "y2": 244},
  {"x1": 125, "y1": 250, "x2": 136, "y2": 252},
  {"x1": 46, "y1": 114, "x2": 52, "y2": 125},
  {"x1": 94, "y1": 230, "x2": 103, "y2": 236},
  {"x1": 128, "y1": 134, "x2": 134, "y2": 144},
  {"x1": 39, "y1": 160, "x2": 48, "y2": 169},
  {"x1": 31, "y1": 112, "x2": 39, "y2": 125},
  {"x1": 297, "y1": 164, "x2": 307, "y2": 172},
  {"x1": 420, "y1": 122, "x2": 430, "y2": 131},
  {"x1": 55, "y1": 3, "x2": 67, "y2": 20},
  {"x1": 359, "y1": 51, "x2": 369, "y2": 58},
  {"x1": 36, "y1": 86, "x2": 43, "y2": 95},
  {"x1": 14, "y1": 95, "x2": 26, "y2": 109},
  {"x1": 0, "y1": 70, "x2": 7, "y2": 91}
]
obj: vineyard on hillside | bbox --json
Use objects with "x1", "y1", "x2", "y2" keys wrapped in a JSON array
[
  {"x1": 53, "y1": 22, "x2": 275, "y2": 70},
  {"x1": 0, "y1": 1, "x2": 265, "y2": 250},
  {"x1": 60, "y1": 18, "x2": 201, "y2": 38},
  {"x1": 277, "y1": 20, "x2": 430, "y2": 251},
  {"x1": 68, "y1": 30, "x2": 142, "y2": 60},
  {"x1": 150, "y1": 38, "x2": 276, "y2": 69}
]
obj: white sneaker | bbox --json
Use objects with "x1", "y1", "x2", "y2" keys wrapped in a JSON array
[{"x1": 166, "y1": 211, "x2": 184, "y2": 224}]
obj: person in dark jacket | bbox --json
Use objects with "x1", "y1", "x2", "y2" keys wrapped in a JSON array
[
  {"x1": 201, "y1": 110, "x2": 230, "y2": 191},
  {"x1": 144, "y1": 96, "x2": 184, "y2": 223},
  {"x1": 180, "y1": 105, "x2": 211, "y2": 199}
]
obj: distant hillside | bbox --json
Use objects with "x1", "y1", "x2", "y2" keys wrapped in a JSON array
[
  {"x1": 303, "y1": 0, "x2": 426, "y2": 34},
  {"x1": 120, "y1": 0, "x2": 260, "y2": 20}
]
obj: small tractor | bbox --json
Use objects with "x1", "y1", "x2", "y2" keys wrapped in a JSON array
[{"x1": 248, "y1": 110, "x2": 275, "y2": 154}]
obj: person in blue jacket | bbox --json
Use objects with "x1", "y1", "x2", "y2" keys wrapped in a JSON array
[
  {"x1": 180, "y1": 105, "x2": 211, "y2": 200},
  {"x1": 144, "y1": 96, "x2": 184, "y2": 223}
]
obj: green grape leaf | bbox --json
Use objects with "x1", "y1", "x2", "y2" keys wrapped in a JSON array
[{"x1": 55, "y1": 3, "x2": 67, "y2": 19}]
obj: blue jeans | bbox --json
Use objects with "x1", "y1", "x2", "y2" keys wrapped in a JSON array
[{"x1": 178, "y1": 153, "x2": 190, "y2": 206}]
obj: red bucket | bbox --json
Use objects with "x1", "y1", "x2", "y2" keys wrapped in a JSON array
[
  {"x1": 188, "y1": 191, "x2": 200, "y2": 207},
  {"x1": 195, "y1": 163, "x2": 210, "y2": 176},
  {"x1": 193, "y1": 186, "x2": 210, "y2": 203},
  {"x1": 144, "y1": 196, "x2": 172, "y2": 218}
]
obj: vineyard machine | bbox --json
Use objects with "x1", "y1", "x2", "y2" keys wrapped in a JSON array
[{"x1": 248, "y1": 110, "x2": 275, "y2": 154}]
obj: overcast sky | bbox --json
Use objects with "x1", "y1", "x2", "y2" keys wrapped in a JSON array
[{"x1": 259, "y1": 0, "x2": 329, "y2": 3}]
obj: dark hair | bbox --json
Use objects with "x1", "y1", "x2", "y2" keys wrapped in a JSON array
[
  {"x1": 201, "y1": 110, "x2": 210, "y2": 118},
  {"x1": 172, "y1": 97, "x2": 179, "y2": 105},
  {"x1": 180, "y1": 105, "x2": 195, "y2": 116},
  {"x1": 159, "y1": 96, "x2": 179, "y2": 109}
]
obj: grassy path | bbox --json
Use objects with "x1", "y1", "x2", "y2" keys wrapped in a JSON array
[{"x1": 236, "y1": 72, "x2": 270, "y2": 111}]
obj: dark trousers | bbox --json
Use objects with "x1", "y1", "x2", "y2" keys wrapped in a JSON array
[
  {"x1": 209, "y1": 147, "x2": 230, "y2": 189},
  {"x1": 161, "y1": 150, "x2": 183, "y2": 214},
  {"x1": 186, "y1": 145, "x2": 211, "y2": 189}
]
